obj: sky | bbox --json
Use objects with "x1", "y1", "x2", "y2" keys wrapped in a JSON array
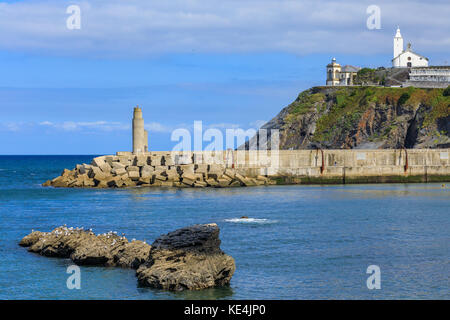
[{"x1": 0, "y1": 0, "x2": 449, "y2": 154}]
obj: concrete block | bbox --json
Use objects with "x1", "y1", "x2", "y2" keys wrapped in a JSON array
[
  {"x1": 180, "y1": 164, "x2": 194, "y2": 175},
  {"x1": 154, "y1": 174, "x2": 167, "y2": 181},
  {"x1": 112, "y1": 168, "x2": 127, "y2": 176},
  {"x1": 96, "y1": 180, "x2": 109, "y2": 188},
  {"x1": 206, "y1": 173, "x2": 221, "y2": 180},
  {"x1": 229, "y1": 180, "x2": 241, "y2": 187},
  {"x1": 208, "y1": 164, "x2": 225, "y2": 174},
  {"x1": 151, "y1": 180, "x2": 163, "y2": 186},
  {"x1": 181, "y1": 177, "x2": 195, "y2": 186},
  {"x1": 126, "y1": 166, "x2": 139, "y2": 172},
  {"x1": 195, "y1": 164, "x2": 208, "y2": 174},
  {"x1": 166, "y1": 167, "x2": 178, "y2": 176},
  {"x1": 224, "y1": 168, "x2": 236, "y2": 179},
  {"x1": 105, "y1": 156, "x2": 118, "y2": 166},
  {"x1": 111, "y1": 162, "x2": 125, "y2": 170},
  {"x1": 122, "y1": 178, "x2": 136, "y2": 187},
  {"x1": 91, "y1": 156, "x2": 106, "y2": 167},
  {"x1": 174, "y1": 154, "x2": 192, "y2": 165},
  {"x1": 194, "y1": 173, "x2": 204, "y2": 181},
  {"x1": 135, "y1": 155, "x2": 147, "y2": 167},
  {"x1": 99, "y1": 162, "x2": 112, "y2": 174},
  {"x1": 154, "y1": 165, "x2": 167, "y2": 171},
  {"x1": 88, "y1": 166, "x2": 101, "y2": 178},
  {"x1": 138, "y1": 177, "x2": 151, "y2": 185},
  {"x1": 168, "y1": 176, "x2": 180, "y2": 182},
  {"x1": 164, "y1": 155, "x2": 175, "y2": 166},
  {"x1": 128, "y1": 171, "x2": 140, "y2": 180},
  {"x1": 194, "y1": 181, "x2": 207, "y2": 188},
  {"x1": 217, "y1": 178, "x2": 231, "y2": 187},
  {"x1": 140, "y1": 165, "x2": 155, "y2": 178},
  {"x1": 150, "y1": 156, "x2": 163, "y2": 166},
  {"x1": 206, "y1": 178, "x2": 218, "y2": 187},
  {"x1": 182, "y1": 173, "x2": 196, "y2": 181},
  {"x1": 118, "y1": 156, "x2": 131, "y2": 165}
]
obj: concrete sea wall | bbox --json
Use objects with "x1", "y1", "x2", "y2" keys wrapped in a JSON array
[
  {"x1": 120, "y1": 148, "x2": 450, "y2": 184},
  {"x1": 43, "y1": 149, "x2": 450, "y2": 188}
]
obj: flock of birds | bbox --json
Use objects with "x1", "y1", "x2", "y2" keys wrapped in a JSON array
[{"x1": 32, "y1": 225, "x2": 146, "y2": 244}]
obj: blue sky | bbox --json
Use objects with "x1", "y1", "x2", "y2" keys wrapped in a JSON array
[{"x1": 0, "y1": 0, "x2": 449, "y2": 154}]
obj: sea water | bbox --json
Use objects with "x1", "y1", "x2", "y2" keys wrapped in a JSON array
[{"x1": 0, "y1": 155, "x2": 448, "y2": 299}]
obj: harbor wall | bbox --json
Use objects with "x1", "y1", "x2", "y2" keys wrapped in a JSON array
[{"x1": 116, "y1": 149, "x2": 450, "y2": 184}]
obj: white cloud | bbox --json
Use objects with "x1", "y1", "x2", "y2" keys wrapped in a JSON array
[
  {"x1": 0, "y1": 0, "x2": 448, "y2": 56},
  {"x1": 206, "y1": 122, "x2": 242, "y2": 129},
  {"x1": 145, "y1": 122, "x2": 172, "y2": 133},
  {"x1": 1, "y1": 122, "x2": 23, "y2": 132},
  {"x1": 39, "y1": 120, "x2": 129, "y2": 132}
]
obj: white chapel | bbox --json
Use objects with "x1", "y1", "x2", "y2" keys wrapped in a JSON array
[{"x1": 392, "y1": 27, "x2": 428, "y2": 68}]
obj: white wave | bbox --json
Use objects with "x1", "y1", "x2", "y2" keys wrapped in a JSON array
[{"x1": 224, "y1": 217, "x2": 277, "y2": 224}]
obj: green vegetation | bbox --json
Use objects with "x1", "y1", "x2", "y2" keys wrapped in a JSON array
[
  {"x1": 397, "y1": 92, "x2": 410, "y2": 106},
  {"x1": 354, "y1": 68, "x2": 381, "y2": 85},
  {"x1": 443, "y1": 85, "x2": 450, "y2": 97},
  {"x1": 284, "y1": 90, "x2": 325, "y2": 122}
]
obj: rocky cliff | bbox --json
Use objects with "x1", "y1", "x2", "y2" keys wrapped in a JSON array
[{"x1": 246, "y1": 86, "x2": 450, "y2": 150}]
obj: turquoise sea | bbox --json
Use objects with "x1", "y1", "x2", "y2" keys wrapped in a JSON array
[{"x1": 0, "y1": 155, "x2": 448, "y2": 299}]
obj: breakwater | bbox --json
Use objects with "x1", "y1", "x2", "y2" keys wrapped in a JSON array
[{"x1": 42, "y1": 149, "x2": 450, "y2": 188}]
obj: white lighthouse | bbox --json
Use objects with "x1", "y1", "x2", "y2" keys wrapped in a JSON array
[{"x1": 393, "y1": 27, "x2": 403, "y2": 59}]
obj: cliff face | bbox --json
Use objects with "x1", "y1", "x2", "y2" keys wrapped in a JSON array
[{"x1": 247, "y1": 86, "x2": 450, "y2": 150}]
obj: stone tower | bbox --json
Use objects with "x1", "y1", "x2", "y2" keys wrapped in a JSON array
[
  {"x1": 393, "y1": 27, "x2": 403, "y2": 59},
  {"x1": 132, "y1": 106, "x2": 149, "y2": 154},
  {"x1": 326, "y1": 58, "x2": 341, "y2": 86}
]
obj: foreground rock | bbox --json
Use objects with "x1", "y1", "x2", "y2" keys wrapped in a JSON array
[
  {"x1": 19, "y1": 226, "x2": 150, "y2": 268},
  {"x1": 42, "y1": 154, "x2": 274, "y2": 189},
  {"x1": 20, "y1": 224, "x2": 235, "y2": 291},
  {"x1": 136, "y1": 223, "x2": 235, "y2": 291}
]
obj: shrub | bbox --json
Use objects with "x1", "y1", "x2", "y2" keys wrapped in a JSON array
[
  {"x1": 443, "y1": 85, "x2": 450, "y2": 97},
  {"x1": 398, "y1": 92, "x2": 410, "y2": 106}
]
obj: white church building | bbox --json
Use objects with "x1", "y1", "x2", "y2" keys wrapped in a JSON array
[
  {"x1": 326, "y1": 27, "x2": 450, "y2": 87},
  {"x1": 392, "y1": 27, "x2": 429, "y2": 68}
]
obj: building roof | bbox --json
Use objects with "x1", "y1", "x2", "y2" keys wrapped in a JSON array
[
  {"x1": 392, "y1": 45, "x2": 429, "y2": 61},
  {"x1": 411, "y1": 66, "x2": 450, "y2": 70},
  {"x1": 341, "y1": 65, "x2": 361, "y2": 73}
]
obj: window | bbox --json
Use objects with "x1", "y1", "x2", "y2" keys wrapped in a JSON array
[
  {"x1": 408, "y1": 57, "x2": 411, "y2": 61},
  {"x1": 407, "y1": 62, "x2": 412, "y2": 67}
]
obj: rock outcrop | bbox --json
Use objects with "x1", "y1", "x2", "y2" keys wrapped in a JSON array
[
  {"x1": 244, "y1": 86, "x2": 450, "y2": 150},
  {"x1": 20, "y1": 224, "x2": 235, "y2": 291},
  {"x1": 19, "y1": 226, "x2": 150, "y2": 268},
  {"x1": 136, "y1": 223, "x2": 235, "y2": 291},
  {"x1": 42, "y1": 155, "x2": 274, "y2": 189}
]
